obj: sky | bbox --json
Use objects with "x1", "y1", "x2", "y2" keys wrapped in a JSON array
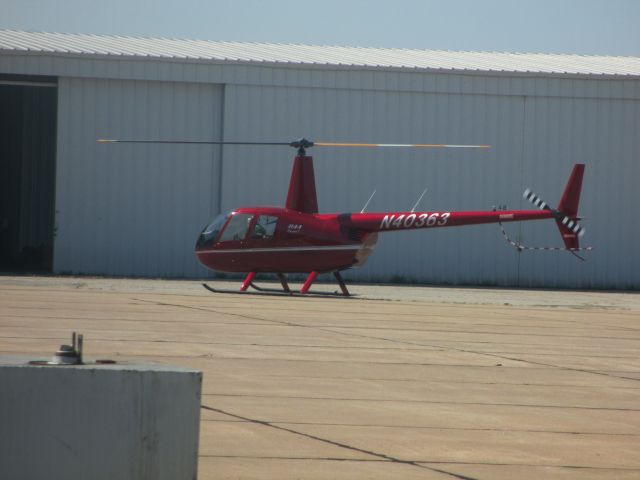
[{"x1": 1, "y1": 0, "x2": 639, "y2": 56}]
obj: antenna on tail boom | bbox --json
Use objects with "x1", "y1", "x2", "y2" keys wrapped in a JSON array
[
  {"x1": 361, "y1": 190, "x2": 377, "y2": 213},
  {"x1": 410, "y1": 188, "x2": 428, "y2": 213}
]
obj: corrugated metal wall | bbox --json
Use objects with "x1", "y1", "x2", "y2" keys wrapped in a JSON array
[
  {"x1": 518, "y1": 95, "x2": 640, "y2": 288},
  {"x1": 54, "y1": 78, "x2": 223, "y2": 277},
  {"x1": 35, "y1": 58, "x2": 638, "y2": 288}
]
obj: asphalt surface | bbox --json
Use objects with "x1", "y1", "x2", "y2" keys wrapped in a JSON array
[{"x1": 1, "y1": 275, "x2": 639, "y2": 479}]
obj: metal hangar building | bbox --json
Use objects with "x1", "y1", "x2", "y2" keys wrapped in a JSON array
[{"x1": 1, "y1": 30, "x2": 638, "y2": 288}]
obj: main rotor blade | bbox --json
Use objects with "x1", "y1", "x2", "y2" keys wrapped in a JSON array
[
  {"x1": 97, "y1": 139, "x2": 290, "y2": 146},
  {"x1": 314, "y1": 142, "x2": 490, "y2": 149},
  {"x1": 97, "y1": 138, "x2": 490, "y2": 149}
]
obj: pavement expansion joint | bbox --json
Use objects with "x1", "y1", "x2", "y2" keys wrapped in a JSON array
[{"x1": 201, "y1": 404, "x2": 479, "y2": 480}]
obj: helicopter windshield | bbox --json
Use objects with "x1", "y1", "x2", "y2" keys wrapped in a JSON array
[
  {"x1": 196, "y1": 212, "x2": 230, "y2": 248},
  {"x1": 218, "y1": 213, "x2": 254, "y2": 242}
]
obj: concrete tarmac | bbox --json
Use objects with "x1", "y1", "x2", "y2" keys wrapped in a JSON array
[{"x1": 1, "y1": 275, "x2": 639, "y2": 479}]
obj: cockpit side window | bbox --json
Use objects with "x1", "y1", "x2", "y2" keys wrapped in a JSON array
[
  {"x1": 251, "y1": 215, "x2": 278, "y2": 240},
  {"x1": 218, "y1": 213, "x2": 254, "y2": 243}
]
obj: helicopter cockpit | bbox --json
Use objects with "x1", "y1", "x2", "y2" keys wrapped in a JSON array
[{"x1": 196, "y1": 211, "x2": 279, "y2": 249}]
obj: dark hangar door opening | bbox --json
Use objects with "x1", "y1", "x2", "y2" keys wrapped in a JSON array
[{"x1": 0, "y1": 76, "x2": 57, "y2": 271}]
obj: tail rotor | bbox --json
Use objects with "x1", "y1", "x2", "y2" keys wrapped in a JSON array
[
  {"x1": 507, "y1": 164, "x2": 591, "y2": 258},
  {"x1": 523, "y1": 186, "x2": 586, "y2": 240}
]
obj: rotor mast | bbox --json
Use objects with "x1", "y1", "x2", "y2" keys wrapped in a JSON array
[{"x1": 285, "y1": 139, "x2": 318, "y2": 213}]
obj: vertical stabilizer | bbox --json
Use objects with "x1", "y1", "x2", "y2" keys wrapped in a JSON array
[
  {"x1": 557, "y1": 164, "x2": 585, "y2": 217},
  {"x1": 556, "y1": 163, "x2": 586, "y2": 249}
]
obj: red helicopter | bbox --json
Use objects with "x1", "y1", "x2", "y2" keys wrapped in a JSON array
[{"x1": 99, "y1": 138, "x2": 587, "y2": 296}]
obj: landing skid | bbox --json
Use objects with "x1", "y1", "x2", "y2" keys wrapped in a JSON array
[
  {"x1": 203, "y1": 270, "x2": 353, "y2": 297},
  {"x1": 202, "y1": 283, "x2": 355, "y2": 298}
]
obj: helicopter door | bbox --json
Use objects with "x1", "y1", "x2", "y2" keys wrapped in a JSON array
[{"x1": 216, "y1": 213, "x2": 254, "y2": 248}]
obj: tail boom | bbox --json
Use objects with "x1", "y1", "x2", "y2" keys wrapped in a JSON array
[
  {"x1": 333, "y1": 209, "x2": 553, "y2": 232},
  {"x1": 323, "y1": 164, "x2": 587, "y2": 252}
]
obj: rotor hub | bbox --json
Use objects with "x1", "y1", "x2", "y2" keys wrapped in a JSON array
[{"x1": 289, "y1": 138, "x2": 314, "y2": 155}]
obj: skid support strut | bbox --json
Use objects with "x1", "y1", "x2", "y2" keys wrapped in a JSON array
[
  {"x1": 241, "y1": 272, "x2": 256, "y2": 291},
  {"x1": 300, "y1": 271, "x2": 319, "y2": 294},
  {"x1": 277, "y1": 273, "x2": 291, "y2": 293},
  {"x1": 333, "y1": 271, "x2": 350, "y2": 296}
]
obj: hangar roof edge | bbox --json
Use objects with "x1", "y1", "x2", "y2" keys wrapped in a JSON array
[{"x1": 1, "y1": 29, "x2": 639, "y2": 78}]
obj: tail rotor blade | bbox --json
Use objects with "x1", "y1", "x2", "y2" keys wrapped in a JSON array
[
  {"x1": 523, "y1": 188, "x2": 551, "y2": 211},
  {"x1": 560, "y1": 215, "x2": 586, "y2": 237}
]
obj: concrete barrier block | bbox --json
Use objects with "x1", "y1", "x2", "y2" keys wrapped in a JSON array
[{"x1": 0, "y1": 356, "x2": 202, "y2": 480}]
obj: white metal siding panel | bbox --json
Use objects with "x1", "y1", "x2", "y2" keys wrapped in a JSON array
[
  {"x1": 54, "y1": 77, "x2": 223, "y2": 277},
  {"x1": 3, "y1": 52, "x2": 640, "y2": 102},
  {"x1": 519, "y1": 94, "x2": 640, "y2": 288}
]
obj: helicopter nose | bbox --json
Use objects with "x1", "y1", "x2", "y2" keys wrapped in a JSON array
[{"x1": 195, "y1": 232, "x2": 208, "y2": 250}]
